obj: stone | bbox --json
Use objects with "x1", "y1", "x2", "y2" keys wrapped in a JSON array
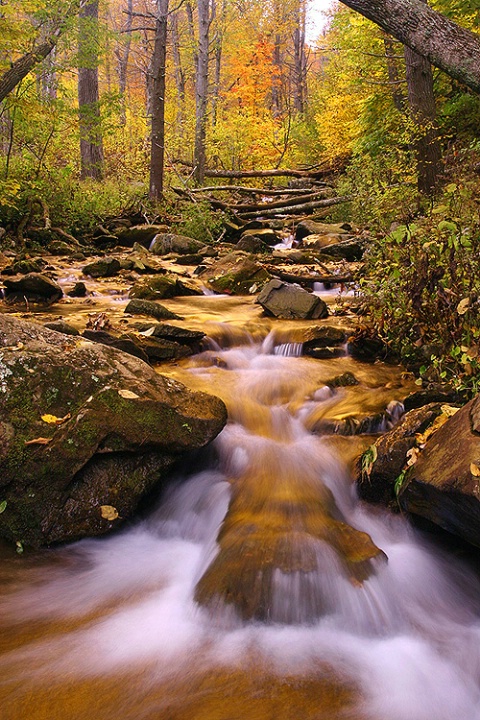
[
  {"x1": 301, "y1": 234, "x2": 345, "y2": 250},
  {"x1": 150, "y1": 233, "x2": 205, "y2": 256},
  {"x1": 129, "y1": 275, "x2": 179, "y2": 300},
  {"x1": 82, "y1": 257, "x2": 121, "y2": 278},
  {"x1": 115, "y1": 224, "x2": 170, "y2": 248},
  {"x1": 2, "y1": 272, "x2": 63, "y2": 305},
  {"x1": 82, "y1": 329, "x2": 150, "y2": 363},
  {"x1": 295, "y1": 220, "x2": 352, "y2": 242},
  {"x1": 354, "y1": 403, "x2": 445, "y2": 506},
  {"x1": 44, "y1": 321, "x2": 80, "y2": 336},
  {"x1": 67, "y1": 281, "x2": 87, "y2": 298},
  {"x1": 0, "y1": 314, "x2": 227, "y2": 547},
  {"x1": 124, "y1": 298, "x2": 183, "y2": 321},
  {"x1": 132, "y1": 322, "x2": 205, "y2": 352},
  {"x1": 239, "y1": 228, "x2": 279, "y2": 246},
  {"x1": 204, "y1": 252, "x2": 271, "y2": 295},
  {"x1": 236, "y1": 236, "x2": 271, "y2": 254},
  {"x1": 257, "y1": 279, "x2": 328, "y2": 320},
  {"x1": 321, "y1": 239, "x2": 366, "y2": 262},
  {"x1": 398, "y1": 397, "x2": 480, "y2": 547},
  {"x1": 303, "y1": 327, "x2": 347, "y2": 358}
]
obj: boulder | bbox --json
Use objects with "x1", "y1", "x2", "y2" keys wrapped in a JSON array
[
  {"x1": 238, "y1": 228, "x2": 279, "y2": 246},
  {"x1": 115, "y1": 224, "x2": 170, "y2": 248},
  {"x1": 301, "y1": 234, "x2": 345, "y2": 250},
  {"x1": 398, "y1": 397, "x2": 480, "y2": 547},
  {"x1": 295, "y1": 220, "x2": 352, "y2": 242},
  {"x1": 257, "y1": 279, "x2": 328, "y2": 320},
  {"x1": 2, "y1": 272, "x2": 63, "y2": 305},
  {"x1": 124, "y1": 298, "x2": 183, "y2": 321},
  {"x1": 236, "y1": 236, "x2": 271, "y2": 254},
  {"x1": 150, "y1": 233, "x2": 205, "y2": 256},
  {"x1": 132, "y1": 322, "x2": 205, "y2": 352},
  {"x1": 44, "y1": 320, "x2": 80, "y2": 336},
  {"x1": 303, "y1": 327, "x2": 347, "y2": 358},
  {"x1": 82, "y1": 257, "x2": 121, "y2": 278},
  {"x1": 0, "y1": 314, "x2": 227, "y2": 547},
  {"x1": 354, "y1": 404, "x2": 444, "y2": 506},
  {"x1": 321, "y1": 239, "x2": 366, "y2": 262},
  {"x1": 129, "y1": 275, "x2": 179, "y2": 300},
  {"x1": 204, "y1": 252, "x2": 271, "y2": 295},
  {"x1": 67, "y1": 281, "x2": 87, "y2": 298}
]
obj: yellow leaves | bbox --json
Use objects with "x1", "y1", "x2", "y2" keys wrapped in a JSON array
[
  {"x1": 470, "y1": 463, "x2": 480, "y2": 478},
  {"x1": 415, "y1": 406, "x2": 459, "y2": 447},
  {"x1": 41, "y1": 413, "x2": 71, "y2": 425},
  {"x1": 117, "y1": 389, "x2": 140, "y2": 400},
  {"x1": 100, "y1": 505, "x2": 119, "y2": 521},
  {"x1": 457, "y1": 298, "x2": 470, "y2": 315}
]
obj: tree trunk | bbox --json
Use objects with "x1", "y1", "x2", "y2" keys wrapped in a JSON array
[
  {"x1": 292, "y1": 0, "x2": 307, "y2": 113},
  {"x1": 194, "y1": 0, "x2": 210, "y2": 184},
  {"x1": 338, "y1": 0, "x2": 480, "y2": 94},
  {"x1": 116, "y1": 0, "x2": 133, "y2": 126},
  {"x1": 78, "y1": 0, "x2": 104, "y2": 180},
  {"x1": 383, "y1": 34, "x2": 405, "y2": 112},
  {"x1": 170, "y1": 11, "x2": 186, "y2": 134},
  {"x1": 404, "y1": 38, "x2": 442, "y2": 195},
  {"x1": 149, "y1": 0, "x2": 169, "y2": 201}
]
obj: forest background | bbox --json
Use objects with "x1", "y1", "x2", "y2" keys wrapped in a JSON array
[{"x1": 1, "y1": 0, "x2": 480, "y2": 390}]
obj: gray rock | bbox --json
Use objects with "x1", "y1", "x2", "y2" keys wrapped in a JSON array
[
  {"x1": 115, "y1": 224, "x2": 170, "y2": 248},
  {"x1": 124, "y1": 298, "x2": 183, "y2": 321},
  {"x1": 150, "y1": 233, "x2": 205, "y2": 256},
  {"x1": 82, "y1": 257, "x2": 121, "y2": 278},
  {"x1": 2, "y1": 272, "x2": 63, "y2": 305},
  {"x1": 257, "y1": 279, "x2": 328, "y2": 320}
]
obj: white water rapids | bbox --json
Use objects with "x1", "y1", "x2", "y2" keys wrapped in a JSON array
[{"x1": 1, "y1": 329, "x2": 480, "y2": 719}]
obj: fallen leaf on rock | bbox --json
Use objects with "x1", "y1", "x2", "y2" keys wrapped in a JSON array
[
  {"x1": 41, "y1": 413, "x2": 71, "y2": 425},
  {"x1": 25, "y1": 437, "x2": 52, "y2": 446},
  {"x1": 118, "y1": 389, "x2": 140, "y2": 400},
  {"x1": 457, "y1": 298, "x2": 470, "y2": 315},
  {"x1": 406, "y1": 447, "x2": 420, "y2": 466},
  {"x1": 470, "y1": 463, "x2": 480, "y2": 477},
  {"x1": 100, "y1": 505, "x2": 119, "y2": 521}
]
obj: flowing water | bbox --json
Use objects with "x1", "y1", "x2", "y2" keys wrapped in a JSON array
[{"x1": 2, "y1": 292, "x2": 480, "y2": 719}]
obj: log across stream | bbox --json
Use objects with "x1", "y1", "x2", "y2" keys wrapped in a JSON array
[{"x1": 1, "y1": 292, "x2": 480, "y2": 720}]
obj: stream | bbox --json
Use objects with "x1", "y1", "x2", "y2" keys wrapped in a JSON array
[{"x1": 2, "y1": 286, "x2": 480, "y2": 719}]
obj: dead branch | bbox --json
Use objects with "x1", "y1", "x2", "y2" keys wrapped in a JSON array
[
  {"x1": 265, "y1": 266, "x2": 354, "y2": 287},
  {"x1": 238, "y1": 196, "x2": 353, "y2": 219}
]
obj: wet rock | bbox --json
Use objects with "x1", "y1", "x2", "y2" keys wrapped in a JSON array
[
  {"x1": 0, "y1": 313, "x2": 227, "y2": 547},
  {"x1": 44, "y1": 320, "x2": 80, "y2": 336},
  {"x1": 347, "y1": 327, "x2": 388, "y2": 361},
  {"x1": 204, "y1": 252, "x2": 271, "y2": 295},
  {"x1": 302, "y1": 234, "x2": 346, "y2": 250},
  {"x1": 194, "y1": 449, "x2": 385, "y2": 623},
  {"x1": 174, "y1": 253, "x2": 205, "y2": 266},
  {"x1": 82, "y1": 257, "x2": 121, "y2": 278},
  {"x1": 257, "y1": 279, "x2": 328, "y2": 320},
  {"x1": 403, "y1": 386, "x2": 465, "y2": 411},
  {"x1": 239, "y1": 228, "x2": 279, "y2": 246},
  {"x1": 236, "y1": 236, "x2": 271, "y2": 254},
  {"x1": 303, "y1": 327, "x2": 347, "y2": 358},
  {"x1": 10, "y1": 258, "x2": 46, "y2": 275},
  {"x1": 320, "y1": 239, "x2": 366, "y2": 262},
  {"x1": 115, "y1": 224, "x2": 170, "y2": 248},
  {"x1": 398, "y1": 397, "x2": 480, "y2": 547},
  {"x1": 2, "y1": 272, "x2": 63, "y2": 305},
  {"x1": 174, "y1": 277, "x2": 204, "y2": 296},
  {"x1": 67, "y1": 281, "x2": 87, "y2": 298},
  {"x1": 354, "y1": 403, "x2": 444, "y2": 506},
  {"x1": 132, "y1": 322, "x2": 205, "y2": 352},
  {"x1": 295, "y1": 220, "x2": 352, "y2": 242},
  {"x1": 150, "y1": 233, "x2": 205, "y2": 256},
  {"x1": 327, "y1": 371, "x2": 359, "y2": 388},
  {"x1": 129, "y1": 275, "x2": 178, "y2": 300},
  {"x1": 124, "y1": 298, "x2": 183, "y2": 321},
  {"x1": 82, "y1": 329, "x2": 150, "y2": 363}
]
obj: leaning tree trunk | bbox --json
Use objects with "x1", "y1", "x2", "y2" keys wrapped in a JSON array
[
  {"x1": 149, "y1": 0, "x2": 169, "y2": 201},
  {"x1": 194, "y1": 0, "x2": 210, "y2": 184},
  {"x1": 338, "y1": 0, "x2": 480, "y2": 94},
  {"x1": 78, "y1": 0, "x2": 104, "y2": 180}
]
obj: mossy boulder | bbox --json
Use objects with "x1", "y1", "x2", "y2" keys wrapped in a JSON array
[
  {"x1": 0, "y1": 314, "x2": 227, "y2": 548},
  {"x1": 115, "y1": 224, "x2": 170, "y2": 248},
  {"x1": 129, "y1": 274, "x2": 179, "y2": 300},
  {"x1": 150, "y1": 233, "x2": 205, "y2": 256},
  {"x1": 203, "y1": 252, "x2": 271, "y2": 295},
  {"x1": 82, "y1": 257, "x2": 121, "y2": 278}
]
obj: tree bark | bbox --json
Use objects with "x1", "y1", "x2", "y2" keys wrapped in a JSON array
[
  {"x1": 170, "y1": 11, "x2": 186, "y2": 134},
  {"x1": 78, "y1": 0, "x2": 104, "y2": 180},
  {"x1": 149, "y1": 0, "x2": 169, "y2": 201},
  {"x1": 194, "y1": 0, "x2": 210, "y2": 184},
  {"x1": 383, "y1": 34, "x2": 405, "y2": 112},
  {"x1": 338, "y1": 0, "x2": 480, "y2": 94},
  {"x1": 292, "y1": 0, "x2": 308, "y2": 113},
  {"x1": 115, "y1": 0, "x2": 133, "y2": 126},
  {"x1": 404, "y1": 35, "x2": 442, "y2": 195}
]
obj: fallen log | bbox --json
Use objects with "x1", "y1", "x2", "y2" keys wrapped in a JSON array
[
  {"x1": 238, "y1": 196, "x2": 353, "y2": 219},
  {"x1": 209, "y1": 190, "x2": 333, "y2": 213},
  {"x1": 185, "y1": 185, "x2": 330, "y2": 195}
]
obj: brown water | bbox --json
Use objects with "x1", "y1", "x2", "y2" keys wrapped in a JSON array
[{"x1": 2, "y1": 280, "x2": 480, "y2": 719}]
